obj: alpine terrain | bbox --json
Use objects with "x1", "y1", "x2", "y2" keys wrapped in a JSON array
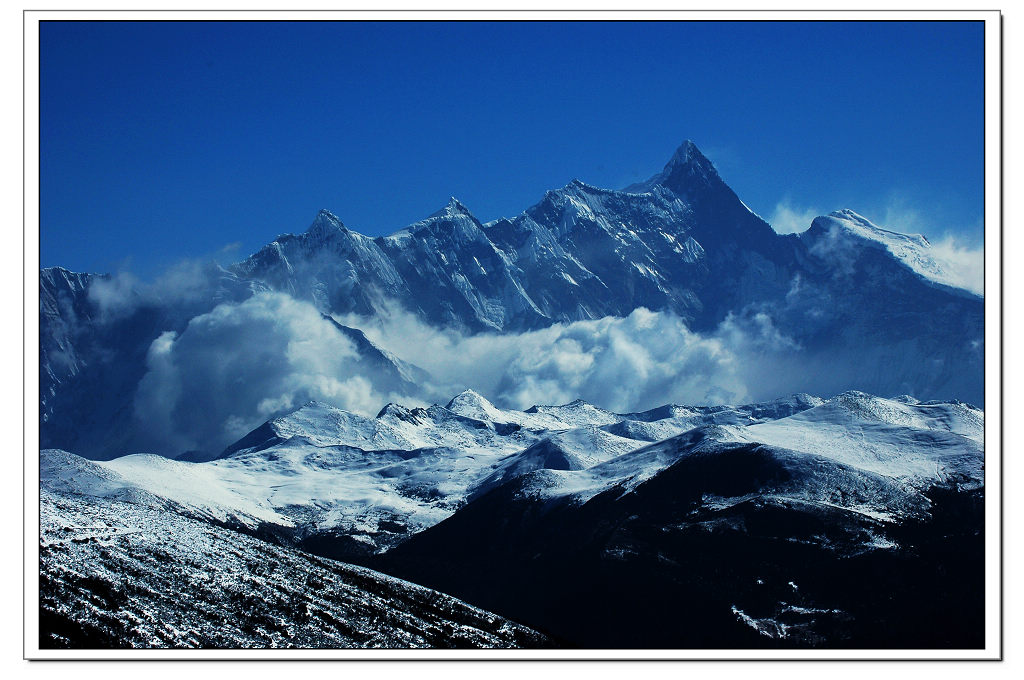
[{"x1": 38, "y1": 141, "x2": 985, "y2": 650}]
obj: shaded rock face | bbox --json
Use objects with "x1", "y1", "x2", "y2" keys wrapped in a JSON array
[{"x1": 378, "y1": 454, "x2": 984, "y2": 650}]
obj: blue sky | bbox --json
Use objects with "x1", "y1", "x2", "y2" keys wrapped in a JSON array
[{"x1": 40, "y1": 20, "x2": 985, "y2": 277}]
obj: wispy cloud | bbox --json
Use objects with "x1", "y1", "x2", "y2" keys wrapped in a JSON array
[
  {"x1": 217, "y1": 242, "x2": 243, "y2": 259},
  {"x1": 881, "y1": 194, "x2": 927, "y2": 235},
  {"x1": 767, "y1": 198, "x2": 820, "y2": 235},
  {"x1": 879, "y1": 196, "x2": 984, "y2": 295},
  {"x1": 88, "y1": 259, "x2": 230, "y2": 321},
  {"x1": 926, "y1": 233, "x2": 985, "y2": 295}
]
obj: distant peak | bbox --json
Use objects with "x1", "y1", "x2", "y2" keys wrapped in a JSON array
[
  {"x1": 297, "y1": 399, "x2": 335, "y2": 411},
  {"x1": 624, "y1": 139, "x2": 722, "y2": 194},
  {"x1": 823, "y1": 209, "x2": 929, "y2": 244},
  {"x1": 429, "y1": 196, "x2": 473, "y2": 218},
  {"x1": 563, "y1": 178, "x2": 616, "y2": 196},
  {"x1": 376, "y1": 402, "x2": 410, "y2": 418},
  {"x1": 830, "y1": 208, "x2": 872, "y2": 224},
  {"x1": 662, "y1": 139, "x2": 716, "y2": 176},
  {"x1": 446, "y1": 388, "x2": 497, "y2": 411},
  {"x1": 307, "y1": 209, "x2": 345, "y2": 235},
  {"x1": 452, "y1": 387, "x2": 484, "y2": 399},
  {"x1": 667, "y1": 139, "x2": 703, "y2": 165},
  {"x1": 388, "y1": 197, "x2": 482, "y2": 238}
]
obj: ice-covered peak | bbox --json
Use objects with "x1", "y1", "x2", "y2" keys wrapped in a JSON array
[
  {"x1": 524, "y1": 399, "x2": 619, "y2": 427},
  {"x1": 429, "y1": 197, "x2": 473, "y2": 219},
  {"x1": 443, "y1": 389, "x2": 563, "y2": 429},
  {"x1": 274, "y1": 400, "x2": 338, "y2": 419},
  {"x1": 824, "y1": 209, "x2": 929, "y2": 246},
  {"x1": 445, "y1": 389, "x2": 497, "y2": 413},
  {"x1": 306, "y1": 209, "x2": 345, "y2": 236},
  {"x1": 806, "y1": 210, "x2": 981, "y2": 296},
  {"x1": 388, "y1": 197, "x2": 481, "y2": 239},
  {"x1": 660, "y1": 139, "x2": 719, "y2": 183},
  {"x1": 375, "y1": 402, "x2": 426, "y2": 424}
]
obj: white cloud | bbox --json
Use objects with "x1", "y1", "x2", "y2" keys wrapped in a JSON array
[
  {"x1": 88, "y1": 259, "x2": 229, "y2": 321},
  {"x1": 338, "y1": 303, "x2": 809, "y2": 415},
  {"x1": 132, "y1": 292, "x2": 417, "y2": 455},
  {"x1": 125, "y1": 283, "x2": 977, "y2": 457},
  {"x1": 768, "y1": 198, "x2": 819, "y2": 235},
  {"x1": 927, "y1": 233, "x2": 985, "y2": 296}
]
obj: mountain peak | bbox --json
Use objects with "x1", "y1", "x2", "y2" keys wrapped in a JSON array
[
  {"x1": 624, "y1": 140, "x2": 721, "y2": 194},
  {"x1": 665, "y1": 139, "x2": 707, "y2": 168},
  {"x1": 445, "y1": 389, "x2": 501, "y2": 419},
  {"x1": 388, "y1": 197, "x2": 480, "y2": 238},
  {"x1": 307, "y1": 209, "x2": 345, "y2": 236},
  {"x1": 659, "y1": 139, "x2": 719, "y2": 184},
  {"x1": 803, "y1": 210, "x2": 985, "y2": 295},
  {"x1": 830, "y1": 208, "x2": 875, "y2": 225},
  {"x1": 429, "y1": 196, "x2": 473, "y2": 219},
  {"x1": 822, "y1": 209, "x2": 929, "y2": 245}
]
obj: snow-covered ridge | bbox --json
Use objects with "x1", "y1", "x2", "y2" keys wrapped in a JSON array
[
  {"x1": 807, "y1": 209, "x2": 982, "y2": 296},
  {"x1": 42, "y1": 389, "x2": 983, "y2": 557},
  {"x1": 39, "y1": 138, "x2": 986, "y2": 462}
]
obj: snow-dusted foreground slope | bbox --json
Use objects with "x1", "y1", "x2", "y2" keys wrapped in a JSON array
[{"x1": 39, "y1": 489, "x2": 549, "y2": 649}]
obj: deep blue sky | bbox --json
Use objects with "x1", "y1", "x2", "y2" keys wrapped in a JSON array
[{"x1": 40, "y1": 20, "x2": 985, "y2": 277}]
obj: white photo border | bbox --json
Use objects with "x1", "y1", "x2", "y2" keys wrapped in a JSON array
[{"x1": 21, "y1": 7, "x2": 1004, "y2": 661}]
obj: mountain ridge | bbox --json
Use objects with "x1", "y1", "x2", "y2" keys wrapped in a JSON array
[{"x1": 39, "y1": 140, "x2": 986, "y2": 459}]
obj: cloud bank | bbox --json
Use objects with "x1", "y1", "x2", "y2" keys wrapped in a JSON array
[
  {"x1": 341, "y1": 303, "x2": 804, "y2": 414},
  {"x1": 132, "y1": 292, "x2": 418, "y2": 455},
  {"x1": 130, "y1": 289, "x2": 817, "y2": 456}
]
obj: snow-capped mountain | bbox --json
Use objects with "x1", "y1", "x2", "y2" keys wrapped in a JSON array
[
  {"x1": 37, "y1": 139, "x2": 987, "y2": 650},
  {"x1": 374, "y1": 394, "x2": 984, "y2": 649},
  {"x1": 228, "y1": 140, "x2": 790, "y2": 332},
  {"x1": 41, "y1": 387, "x2": 983, "y2": 647},
  {"x1": 42, "y1": 389, "x2": 982, "y2": 558},
  {"x1": 805, "y1": 209, "x2": 982, "y2": 295},
  {"x1": 39, "y1": 139, "x2": 985, "y2": 460}
]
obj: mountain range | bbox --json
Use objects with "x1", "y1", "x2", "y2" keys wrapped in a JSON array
[
  {"x1": 40, "y1": 140, "x2": 983, "y2": 460},
  {"x1": 42, "y1": 387, "x2": 984, "y2": 647},
  {"x1": 38, "y1": 140, "x2": 986, "y2": 649}
]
